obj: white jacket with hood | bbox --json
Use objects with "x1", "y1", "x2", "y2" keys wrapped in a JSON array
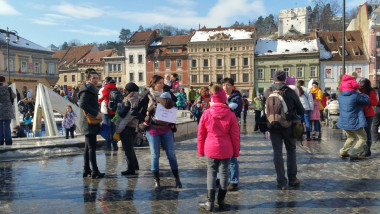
[{"x1": 299, "y1": 86, "x2": 314, "y2": 111}]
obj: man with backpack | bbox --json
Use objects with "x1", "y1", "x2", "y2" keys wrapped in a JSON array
[
  {"x1": 99, "y1": 77, "x2": 122, "y2": 150},
  {"x1": 265, "y1": 71, "x2": 305, "y2": 190}
]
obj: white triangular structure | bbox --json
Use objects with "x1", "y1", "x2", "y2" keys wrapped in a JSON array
[
  {"x1": 10, "y1": 83, "x2": 20, "y2": 129},
  {"x1": 33, "y1": 84, "x2": 83, "y2": 136}
]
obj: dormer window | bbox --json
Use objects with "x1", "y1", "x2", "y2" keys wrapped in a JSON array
[
  {"x1": 352, "y1": 47, "x2": 361, "y2": 56},
  {"x1": 267, "y1": 50, "x2": 272, "y2": 53},
  {"x1": 170, "y1": 48, "x2": 178, "y2": 53},
  {"x1": 346, "y1": 35, "x2": 354, "y2": 42},
  {"x1": 285, "y1": 49, "x2": 290, "y2": 53},
  {"x1": 327, "y1": 36, "x2": 335, "y2": 43},
  {"x1": 155, "y1": 50, "x2": 159, "y2": 54},
  {"x1": 302, "y1": 48, "x2": 308, "y2": 52}
]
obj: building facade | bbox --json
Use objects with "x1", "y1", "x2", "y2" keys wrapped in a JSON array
[
  {"x1": 0, "y1": 29, "x2": 59, "y2": 98},
  {"x1": 318, "y1": 31, "x2": 369, "y2": 92},
  {"x1": 103, "y1": 54, "x2": 126, "y2": 88},
  {"x1": 278, "y1": 7, "x2": 309, "y2": 37},
  {"x1": 188, "y1": 26, "x2": 256, "y2": 97},
  {"x1": 146, "y1": 35, "x2": 191, "y2": 88},
  {"x1": 125, "y1": 30, "x2": 159, "y2": 88},
  {"x1": 254, "y1": 37, "x2": 319, "y2": 94}
]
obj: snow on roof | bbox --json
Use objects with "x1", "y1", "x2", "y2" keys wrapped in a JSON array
[
  {"x1": 318, "y1": 38, "x2": 332, "y2": 60},
  {"x1": 190, "y1": 29, "x2": 253, "y2": 42},
  {"x1": 0, "y1": 32, "x2": 52, "y2": 53},
  {"x1": 150, "y1": 40, "x2": 162, "y2": 46},
  {"x1": 255, "y1": 38, "x2": 318, "y2": 55}
]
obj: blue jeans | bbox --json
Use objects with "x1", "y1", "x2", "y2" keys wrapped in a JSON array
[
  {"x1": 103, "y1": 114, "x2": 117, "y2": 148},
  {"x1": 217, "y1": 157, "x2": 239, "y2": 184},
  {"x1": 365, "y1": 116, "x2": 374, "y2": 142},
  {"x1": 146, "y1": 130, "x2": 179, "y2": 172},
  {"x1": 0, "y1": 120, "x2": 12, "y2": 145},
  {"x1": 300, "y1": 110, "x2": 311, "y2": 132},
  {"x1": 313, "y1": 120, "x2": 321, "y2": 132}
]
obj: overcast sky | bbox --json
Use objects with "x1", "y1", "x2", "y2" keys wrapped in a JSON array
[{"x1": 0, "y1": 0, "x2": 365, "y2": 48}]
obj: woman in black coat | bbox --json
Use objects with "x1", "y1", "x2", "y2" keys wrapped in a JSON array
[{"x1": 78, "y1": 69, "x2": 105, "y2": 179}]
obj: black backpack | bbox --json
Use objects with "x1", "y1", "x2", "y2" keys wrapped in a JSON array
[{"x1": 108, "y1": 89, "x2": 124, "y2": 112}]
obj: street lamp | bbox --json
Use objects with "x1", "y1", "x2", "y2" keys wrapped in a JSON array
[{"x1": 3, "y1": 27, "x2": 19, "y2": 83}]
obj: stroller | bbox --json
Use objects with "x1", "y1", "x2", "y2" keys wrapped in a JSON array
[{"x1": 326, "y1": 112, "x2": 339, "y2": 128}]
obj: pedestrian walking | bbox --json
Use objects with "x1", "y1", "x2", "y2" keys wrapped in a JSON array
[
  {"x1": 195, "y1": 87, "x2": 211, "y2": 124},
  {"x1": 253, "y1": 94, "x2": 263, "y2": 131},
  {"x1": 78, "y1": 69, "x2": 105, "y2": 179},
  {"x1": 358, "y1": 78, "x2": 378, "y2": 157},
  {"x1": 171, "y1": 73, "x2": 180, "y2": 93},
  {"x1": 62, "y1": 105, "x2": 77, "y2": 139},
  {"x1": 176, "y1": 91, "x2": 186, "y2": 110},
  {"x1": 310, "y1": 81, "x2": 323, "y2": 140},
  {"x1": 297, "y1": 80, "x2": 314, "y2": 141},
  {"x1": 222, "y1": 77, "x2": 242, "y2": 191},
  {"x1": 371, "y1": 85, "x2": 380, "y2": 144},
  {"x1": 136, "y1": 75, "x2": 182, "y2": 189},
  {"x1": 265, "y1": 71, "x2": 305, "y2": 190},
  {"x1": 188, "y1": 86, "x2": 196, "y2": 110},
  {"x1": 242, "y1": 94, "x2": 249, "y2": 124},
  {"x1": 115, "y1": 82, "x2": 140, "y2": 176},
  {"x1": 338, "y1": 74, "x2": 369, "y2": 160},
  {"x1": 0, "y1": 75, "x2": 16, "y2": 145},
  {"x1": 197, "y1": 84, "x2": 240, "y2": 212}
]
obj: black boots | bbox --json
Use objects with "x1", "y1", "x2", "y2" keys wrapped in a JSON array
[
  {"x1": 199, "y1": 190, "x2": 216, "y2": 212},
  {"x1": 83, "y1": 168, "x2": 92, "y2": 178},
  {"x1": 217, "y1": 189, "x2": 227, "y2": 210},
  {"x1": 91, "y1": 170, "x2": 105, "y2": 179},
  {"x1": 362, "y1": 141, "x2": 372, "y2": 157},
  {"x1": 306, "y1": 132, "x2": 311, "y2": 141},
  {"x1": 172, "y1": 169, "x2": 182, "y2": 188},
  {"x1": 153, "y1": 171, "x2": 160, "y2": 189}
]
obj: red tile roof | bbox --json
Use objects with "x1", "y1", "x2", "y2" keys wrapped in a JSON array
[
  {"x1": 52, "y1": 50, "x2": 67, "y2": 60},
  {"x1": 126, "y1": 30, "x2": 158, "y2": 46},
  {"x1": 77, "y1": 49, "x2": 114, "y2": 64},
  {"x1": 317, "y1": 31, "x2": 367, "y2": 61},
  {"x1": 55, "y1": 44, "x2": 96, "y2": 69},
  {"x1": 159, "y1": 35, "x2": 192, "y2": 46}
]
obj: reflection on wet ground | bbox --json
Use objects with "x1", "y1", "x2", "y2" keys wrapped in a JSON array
[{"x1": 0, "y1": 115, "x2": 380, "y2": 213}]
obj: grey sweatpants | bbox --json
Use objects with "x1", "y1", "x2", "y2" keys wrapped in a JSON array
[{"x1": 206, "y1": 156, "x2": 229, "y2": 190}]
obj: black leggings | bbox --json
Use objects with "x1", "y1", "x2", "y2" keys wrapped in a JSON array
[
  {"x1": 84, "y1": 134, "x2": 99, "y2": 172},
  {"x1": 120, "y1": 127, "x2": 139, "y2": 171}
]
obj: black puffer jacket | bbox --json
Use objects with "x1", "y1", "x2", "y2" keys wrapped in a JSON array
[
  {"x1": 228, "y1": 90, "x2": 243, "y2": 118},
  {"x1": 78, "y1": 82, "x2": 100, "y2": 135}
]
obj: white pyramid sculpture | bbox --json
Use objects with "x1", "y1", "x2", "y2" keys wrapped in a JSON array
[{"x1": 32, "y1": 83, "x2": 83, "y2": 136}]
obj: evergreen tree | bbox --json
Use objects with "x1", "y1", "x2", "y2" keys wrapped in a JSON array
[
  {"x1": 119, "y1": 28, "x2": 131, "y2": 41},
  {"x1": 138, "y1": 25, "x2": 144, "y2": 32},
  {"x1": 60, "y1": 42, "x2": 69, "y2": 50}
]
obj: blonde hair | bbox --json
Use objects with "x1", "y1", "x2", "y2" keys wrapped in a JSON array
[
  {"x1": 211, "y1": 84, "x2": 221, "y2": 95},
  {"x1": 200, "y1": 87, "x2": 209, "y2": 97},
  {"x1": 348, "y1": 71, "x2": 358, "y2": 79}
]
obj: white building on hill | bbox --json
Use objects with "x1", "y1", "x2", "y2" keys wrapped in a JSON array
[{"x1": 278, "y1": 7, "x2": 309, "y2": 37}]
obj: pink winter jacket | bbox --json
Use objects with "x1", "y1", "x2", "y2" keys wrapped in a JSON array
[
  {"x1": 197, "y1": 103, "x2": 240, "y2": 159},
  {"x1": 339, "y1": 75, "x2": 359, "y2": 92}
]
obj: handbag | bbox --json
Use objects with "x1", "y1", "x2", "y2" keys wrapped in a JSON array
[
  {"x1": 292, "y1": 121, "x2": 304, "y2": 139},
  {"x1": 83, "y1": 110, "x2": 102, "y2": 125}
]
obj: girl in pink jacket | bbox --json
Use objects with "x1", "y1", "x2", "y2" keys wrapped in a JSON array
[
  {"x1": 339, "y1": 73, "x2": 359, "y2": 92},
  {"x1": 197, "y1": 84, "x2": 240, "y2": 212}
]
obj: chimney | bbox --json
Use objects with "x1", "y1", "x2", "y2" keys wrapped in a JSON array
[{"x1": 154, "y1": 29, "x2": 160, "y2": 36}]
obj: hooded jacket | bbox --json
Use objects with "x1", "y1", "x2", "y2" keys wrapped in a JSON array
[
  {"x1": 299, "y1": 86, "x2": 314, "y2": 111},
  {"x1": 337, "y1": 91, "x2": 369, "y2": 130},
  {"x1": 266, "y1": 83, "x2": 305, "y2": 122},
  {"x1": 360, "y1": 89, "x2": 378, "y2": 118},
  {"x1": 0, "y1": 85, "x2": 15, "y2": 120},
  {"x1": 78, "y1": 82, "x2": 100, "y2": 135},
  {"x1": 98, "y1": 83, "x2": 117, "y2": 114},
  {"x1": 227, "y1": 89, "x2": 243, "y2": 118},
  {"x1": 197, "y1": 103, "x2": 240, "y2": 159},
  {"x1": 340, "y1": 75, "x2": 360, "y2": 92}
]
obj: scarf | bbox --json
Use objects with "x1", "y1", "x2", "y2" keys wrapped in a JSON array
[{"x1": 148, "y1": 88, "x2": 163, "y2": 109}]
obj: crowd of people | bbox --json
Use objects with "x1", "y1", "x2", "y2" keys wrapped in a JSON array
[{"x1": 1, "y1": 67, "x2": 379, "y2": 212}]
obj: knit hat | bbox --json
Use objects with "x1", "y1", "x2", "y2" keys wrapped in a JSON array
[
  {"x1": 124, "y1": 82, "x2": 139, "y2": 92},
  {"x1": 274, "y1": 70, "x2": 286, "y2": 82},
  {"x1": 211, "y1": 85, "x2": 227, "y2": 104},
  {"x1": 312, "y1": 81, "x2": 319, "y2": 86},
  {"x1": 160, "y1": 92, "x2": 171, "y2": 99},
  {"x1": 0, "y1": 76, "x2": 5, "y2": 82}
]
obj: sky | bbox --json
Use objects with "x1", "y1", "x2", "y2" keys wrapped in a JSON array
[{"x1": 0, "y1": 0, "x2": 366, "y2": 49}]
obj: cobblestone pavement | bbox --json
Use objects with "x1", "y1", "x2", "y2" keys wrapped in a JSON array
[{"x1": 1, "y1": 115, "x2": 380, "y2": 213}]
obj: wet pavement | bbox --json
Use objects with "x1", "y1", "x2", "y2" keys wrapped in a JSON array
[{"x1": 1, "y1": 114, "x2": 380, "y2": 213}]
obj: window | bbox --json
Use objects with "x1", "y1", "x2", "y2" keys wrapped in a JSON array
[
  {"x1": 191, "y1": 75, "x2": 197, "y2": 83},
  {"x1": 139, "y1": 72, "x2": 143, "y2": 81},
  {"x1": 108, "y1": 64, "x2": 112, "y2": 72},
  {"x1": 176, "y1": 59, "x2": 182, "y2": 67},
  {"x1": 243, "y1": 58, "x2": 248, "y2": 66},
  {"x1": 310, "y1": 67, "x2": 317, "y2": 77},
  {"x1": 130, "y1": 73, "x2": 134, "y2": 81},
  {"x1": 118, "y1": 64, "x2": 121, "y2": 71},
  {"x1": 170, "y1": 48, "x2": 178, "y2": 53},
  {"x1": 377, "y1": 36, "x2": 380, "y2": 48},
  {"x1": 113, "y1": 64, "x2": 117, "y2": 72},
  {"x1": 129, "y1": 55, "x2": 134, "y2": 64},
  {"x1": 191, "y1": 59, "x2": 196, "y2": 68},
  {"x1": 7, "y1": 59, "x2": 14, "y2": 72},
  {"x1": 231, "y1": 74, "x2": 236, "y2": 82},
  {"x1": 217, "y1": 59, "x2": 222, "y2": 67},
  {"x1": 243, "y1": 73, "x2": 249, "y2": 82},
  {"x1": 297, "y1": 67, "x2": 303, "y2": 78},
  {"x1": 204, "y1": 59, "x2": 208, "y2": 67},
  {"x1": 355, "y1": 67, "x2": 362, "y2": 76},
  {"x1": 258, "y1": 69, "x2": 263, "y2": 79},
  {"x1": 165, "y1": 59, "x2": 170, "y2": 68},
  {"x1": 48, "y1": 63, "x2": 55, "y2": 74},
  {"x1": 154, "y1": 58, "x2": 159, "y2": 68},
  {"x1": 230, "y1": 58, "x2": 236, "y2": 67},
  {"x1": 34, "y1": 62, "x2": 40, "y2": 73},
  {"x1": 138, "y1": 54, "x2": 143, "y2": 63},
  {"x1": 72, "y1": 75, "x2": 75, "y2": 82},
  {"x1": 64, "y1": 75, "x2": 67, "y2": 82},
  {"x1": 21, "y1": 61, "x2": 27, "y2": 73},
  {"x1": 217, "y1": 74, "x2": 223, "y2": 83},
  {"x1": 203, "y1": 75, "x2": 209, "y2": 83},
  {"x1": 283, "y1": 67, "x2": 290, "y2": 77},
  {"x1": 118, "y1": 77, "x2": 121, "y2": 83},
  {"x1": 270, "y1": 68, "x2": 276, "y2": 79}
]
